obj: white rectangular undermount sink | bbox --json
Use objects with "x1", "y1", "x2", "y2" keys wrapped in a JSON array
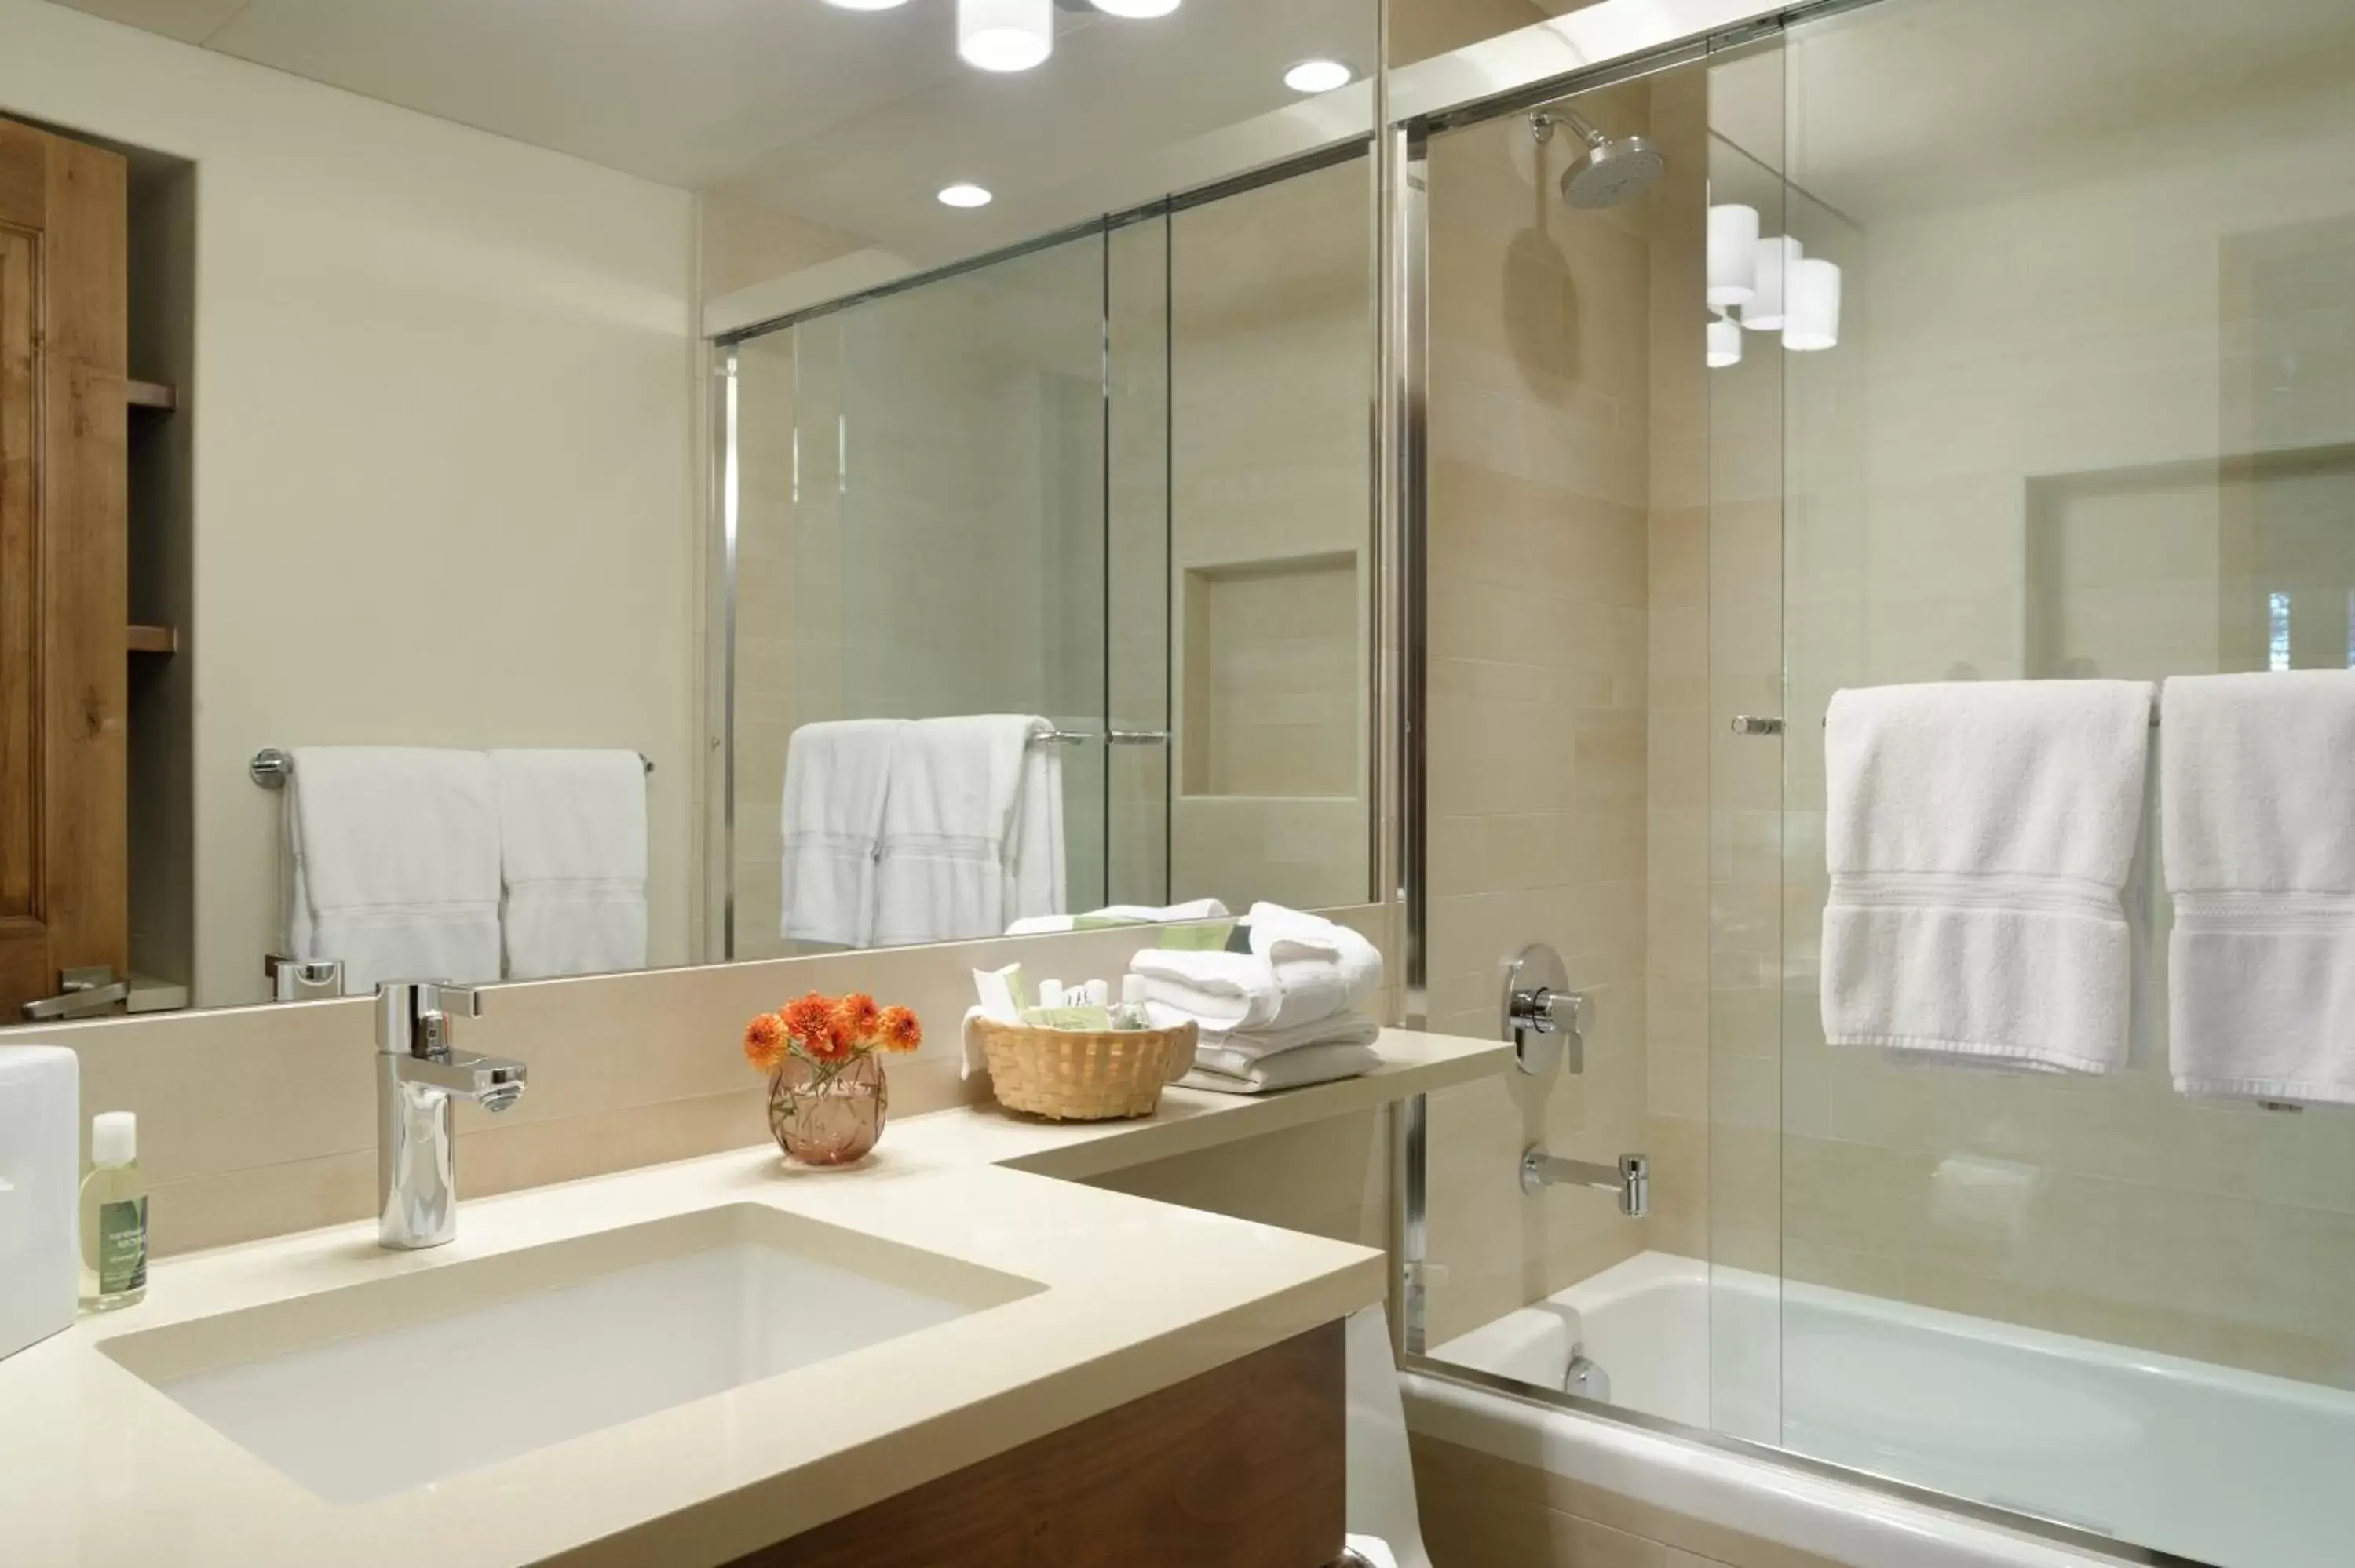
[{"x1": 100, "y1": 1203, "x2": 1042, "y2": 1504}]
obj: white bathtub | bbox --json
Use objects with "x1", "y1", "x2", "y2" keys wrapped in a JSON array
[{"x1": 1411, "y1": 1252, "x2": 2355, "y2": 1568}]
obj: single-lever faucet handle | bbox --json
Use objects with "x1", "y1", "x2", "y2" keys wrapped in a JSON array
[
  {"x1": 375, "y1": 979, "x2": 487, "y2": 1058},
  {"x1": 418, "y1": 982, "x2": 484, "y2": 1022}
]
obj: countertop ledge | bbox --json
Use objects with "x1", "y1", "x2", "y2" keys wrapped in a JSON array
[{"x1": 0, "y1": 1027, "x2": 1506, "y2": 1568}]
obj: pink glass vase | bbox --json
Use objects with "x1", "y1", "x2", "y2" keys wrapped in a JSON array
[{"x1": 767, "y1": 1050, "x2": 888, "y2": 1165}]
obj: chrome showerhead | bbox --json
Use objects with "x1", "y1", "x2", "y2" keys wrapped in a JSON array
[{"x1": 1533, "y1": 108, "x2": 1663, "y2": 209}]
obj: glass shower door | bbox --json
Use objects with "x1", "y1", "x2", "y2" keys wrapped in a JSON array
[{"x1": 725, "y1": 225, "x2": 1174, "y2": 954}]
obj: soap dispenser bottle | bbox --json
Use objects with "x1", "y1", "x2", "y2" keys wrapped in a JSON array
[{"x1": 79, "y1": 1111, "x2": 147, "y2": 1311}]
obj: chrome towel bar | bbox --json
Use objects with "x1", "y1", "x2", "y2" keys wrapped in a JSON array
[{"x1": 250, "y1": 747, "x2": 654, "y2": 789}]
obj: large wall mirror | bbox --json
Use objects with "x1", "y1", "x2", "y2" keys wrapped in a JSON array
[{"x1": 0, "y1": 0, "x2": 1378, "y2": 1024}]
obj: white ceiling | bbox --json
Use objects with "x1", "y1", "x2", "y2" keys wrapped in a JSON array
[{"x1": 52, "y1": 0, "x2": 1377, "y2": 261}]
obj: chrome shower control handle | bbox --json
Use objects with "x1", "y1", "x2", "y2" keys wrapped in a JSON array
[
  {"x1": 1510, "y1": 986, "x2": 1590, "y2": 1039},
  {"x1": 1502, "y1": 943, "x2": 1588, "y2": 1077}
]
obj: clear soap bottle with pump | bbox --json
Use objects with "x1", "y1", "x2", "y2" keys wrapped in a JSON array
[{"x1": 79, "y1": 1110, "x2": 147, "y2": 1311}]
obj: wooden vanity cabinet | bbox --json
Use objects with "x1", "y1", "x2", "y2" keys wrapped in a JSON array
[{"x1": 732, "y1": 1322, "x2": 1347, "y2": 1568}]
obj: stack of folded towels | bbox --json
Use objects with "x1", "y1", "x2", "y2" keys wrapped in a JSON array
[{"x1": 1130, "y1": 903, "x2": 1385, "y2": 1095}]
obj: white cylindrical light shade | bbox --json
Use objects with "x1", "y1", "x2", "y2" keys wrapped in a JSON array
[
  {"x1": 1707, "y1": 315, "x2": 1743, "y2": 370},
  {"x1": 1782, "y1": 257, "x2": 1842, "y2": 351},
  {"x1": 1743, "y1": 235, "x2": 1802, "y2": 331},
  {"x1": 959, "y1": 0, "x2": 1053, "y2": 71},
  {"x1": 1706, "y1": 204, "x2": 1758, "y2": 309},
  {"x1": 1092, "y1": 0, "x2": 1180, "y2": 14}
]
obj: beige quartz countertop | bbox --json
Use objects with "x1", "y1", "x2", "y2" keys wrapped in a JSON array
[{"x1": 0, "y1": 1028, "x2": 1506, "y2": 1568}]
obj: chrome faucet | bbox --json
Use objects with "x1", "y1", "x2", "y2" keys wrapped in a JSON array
[
  {"x1": 375, "y1": 980, "x2": 527, "y2": 1250},
  {"x1": 1521, "y1": 1147, "x2": 1648, "y2": 1216}
]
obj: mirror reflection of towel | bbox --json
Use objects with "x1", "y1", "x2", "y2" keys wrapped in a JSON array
[{"x1": 872, "y1": 717, "x2": 1064, "y2": 947}]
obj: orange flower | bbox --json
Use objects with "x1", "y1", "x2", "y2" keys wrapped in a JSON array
[
  {"x1": 878, "y1": 1005, "x2": 922, "y2": 1054},
  {"x1": 743, "y1": 1012, "x2": 787, "y2": 1074},
  {"x1": 781, "y1": 992, "x2": 842, "y2": 1058},
  {"x1": 801, "y1": 1026, "x2": 855, "y2": 1063},
  {"x1": 832, "y1": 992, "x2": 882, "y2": 1048}
]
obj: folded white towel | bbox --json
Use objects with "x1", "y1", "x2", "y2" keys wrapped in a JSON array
[
  {"x1": 1180, "y1": 1041, "x2": 1382, "y2": 1096},
  {"x1": 286, "y1": 747, "x2": 502, "y2": 994},
  {"x1": 1130, "y1": 905, "x2": 1382, "y2": 1033},
  {"x1": 489, "y1": 750, "x2": 648, "y2": 980},
  {"x1": 780, "y1": 720, "x2": 903, "y2": 950},
  {"x1": 1185, "y1": 1012, "x2": 1382, "y2": 1080},
  {"x1": 1820, "y1": 680, "x2": 2153, "y2": 1074},
  {"x1": 874, "y1": 717, "x2": 1062, "y2": 947},
  {"x1": 1004, "y1": 898, "x2": 1229, "y2": 936},
  {"x1": 2163, "y1": 672, "x2": 2355, "y2": 1106},
  {"x1": 1248, "y1": 900, "x2": 1383, "y2": 1012}
]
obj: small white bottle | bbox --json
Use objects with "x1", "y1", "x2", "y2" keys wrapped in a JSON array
[
  {"x1": 1082, "y1": 979, "x2": 1111, "y2": 1008},
  {"x1": 1113, "y1": 974, "x2": 1152, "y2": 1030},
  {"x1": 79, "y1": 1111, "x2": 147, "y2": 1311}
]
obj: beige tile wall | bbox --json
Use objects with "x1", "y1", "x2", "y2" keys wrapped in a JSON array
[
  {"x1": 1418, "y1": 82, "x2": 1658, "y2": 1344},
  {"x1": 1166, "y1": 155, "x2": 1376, "y2": 917}
]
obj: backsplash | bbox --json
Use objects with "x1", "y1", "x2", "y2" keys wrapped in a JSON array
[{"x1": 45, "y1": 906, "x2": 1394, "y2": 1256}]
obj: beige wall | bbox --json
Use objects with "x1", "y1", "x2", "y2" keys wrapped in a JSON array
[
  {"x1": 45, "y1": 903, "x2": 1393, "y2": 1257},
  {"x1": 0, "y1": 0, "x2": 701, "y2": 1007},
  {"x1": 1418, "y1": 82, "x2": 1656, "y2": 1344},
  {"x1": 1388, "y1": 0, "x2": 1551, "y2": 71},
  {"x1": 1167, "y1": 155, "x2": 1375, "y2": 917}
]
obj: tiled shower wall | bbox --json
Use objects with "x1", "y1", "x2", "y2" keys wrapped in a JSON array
[{"x1": 1418, "y1": 80, "x2": 1657, "y2": 1344}]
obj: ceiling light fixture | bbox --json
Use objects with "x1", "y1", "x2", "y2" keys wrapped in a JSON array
[
  {"x1": 959, "y1": 0, "x2": 1053, "y2": 71},
  {"x1": 1707, "y1": 315, "x2": 1743, "y2": 370},
  {"x1": 937, "y1": 183, "x2": 995, "y2": 209},
  {"x1": 1782, "y1": 257, "x2": 1842, "y2": 351},
  {"x1": 1742, "y1": 235, "x2": 1802, "y2": 332},
  {"x1": 823, "y1": 0, "x2": 907, "y2": 9},
  {"x1": 1283, "y1": 58, "x2": 1353, "y2": 94},
  {"x1": 1091, "y1": 0, "x2": 1181, "y2": 16},
  {"x1": 1706, "y1": 203, "x2": 1758, "y2": 310}
]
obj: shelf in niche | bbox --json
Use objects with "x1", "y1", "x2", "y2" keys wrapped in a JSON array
[
  {"x1": 126, "y1": 624, "x2": 178, "y2": 655},
  {"x1": 125, "y1": 378, "x2": 177, "y2": 411}
]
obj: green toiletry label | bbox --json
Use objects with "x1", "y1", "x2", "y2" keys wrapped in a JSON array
[{"x1": 98, "y1": 1197, "x2": 147, "y2": 1294}]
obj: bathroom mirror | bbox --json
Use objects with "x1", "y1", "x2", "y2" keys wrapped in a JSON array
[{"x1": 0, "y1": 0, "x2": 1380, "y2": 1023}]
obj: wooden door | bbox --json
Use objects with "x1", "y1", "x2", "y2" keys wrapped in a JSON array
[{"x1": 0, "y1": 119, "x2": 128, "y2": 1021}]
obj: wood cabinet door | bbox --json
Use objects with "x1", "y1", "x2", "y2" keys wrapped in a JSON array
[{"x1": 0, "y1": 119, "x2": 128, "y2": 1020}]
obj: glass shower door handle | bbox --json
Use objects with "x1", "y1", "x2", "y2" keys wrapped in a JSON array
[{"x1": 1106, "y1": 730, "x2": 1170, "y2": 745}]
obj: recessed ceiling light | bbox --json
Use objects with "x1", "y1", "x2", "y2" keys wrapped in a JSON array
[
  {"x1": 823, "y1": 0, "x2": 907, "y2": 9},
  {"x1": 938, "y1": 183, "x2": 995, "y2": 209},
  {"x1": 1091, "y1": 0, "x2": 1181, "y2": 16},
  {"x1": 1283, "y1": 58, "x2": 1353, "y2": 94}
]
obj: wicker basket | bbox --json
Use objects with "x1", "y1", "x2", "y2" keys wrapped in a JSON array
[{"x1": 976, "y1": 1018, "x2": 1198, "y2": 1121}]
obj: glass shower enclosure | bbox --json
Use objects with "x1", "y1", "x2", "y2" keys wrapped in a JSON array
[{"x1": 1403, "y1": 1, "x2": 2355, "y2": 1563}]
